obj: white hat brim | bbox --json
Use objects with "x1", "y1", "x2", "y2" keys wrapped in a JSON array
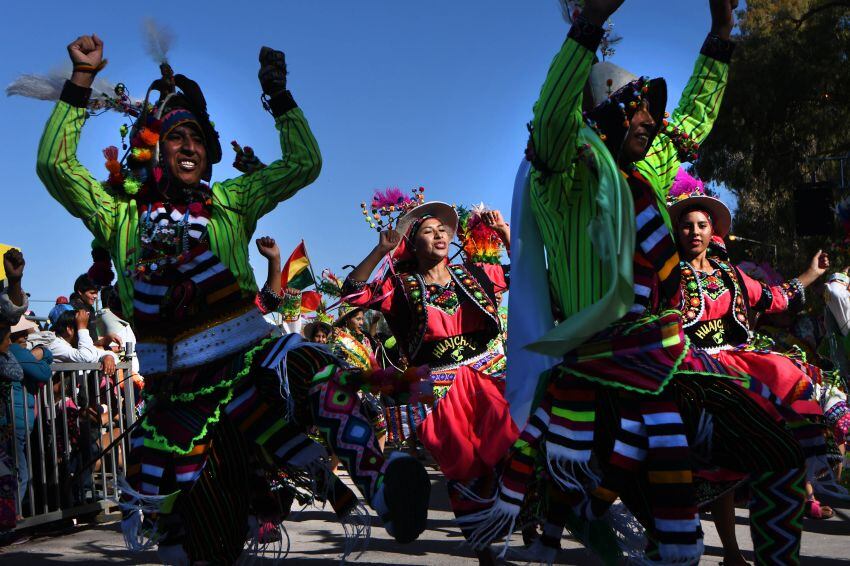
[{"x1": 668, "y1": 195, "x2": 732, "y2": 238}]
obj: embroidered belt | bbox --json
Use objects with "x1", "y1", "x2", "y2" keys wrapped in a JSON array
[
  {"x1": 137, "y1": 308, "x2": 273, "y2": 375},
  {"x1": 688, "y1": 317, "x2": 748, "y2": 351},
  {"x1": 415, "y1": 331, "x2": 492, "y2": 371}
]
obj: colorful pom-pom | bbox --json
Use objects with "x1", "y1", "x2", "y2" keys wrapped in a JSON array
[
  {"x1": 138, "y1": 127, "x2": 159, "y2": 147},
  {"x1": 131, "y1": 147, "x2": 153, "y2": 162},
  {"x1": 123, "y1": 177, "x2": 141, "y2": 195}
]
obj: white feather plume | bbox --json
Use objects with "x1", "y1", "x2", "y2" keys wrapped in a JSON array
[
  {"x1": 142, "y1": 18, "x2": 174, "y2": 64},
  {"x1": 6, "y1": 63, "x2": 123, "y2": 101}
]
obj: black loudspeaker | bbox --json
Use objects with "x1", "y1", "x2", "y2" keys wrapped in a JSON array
[{"x1": 794, "y1": 182, "x2": 835, "y2": 236}]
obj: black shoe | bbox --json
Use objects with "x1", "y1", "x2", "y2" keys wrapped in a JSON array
[{"x1": 382, "y1": 455, "x2": 430, "y2": 543}]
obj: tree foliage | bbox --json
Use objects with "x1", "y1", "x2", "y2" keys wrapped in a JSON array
[{"x1": 697, "y1": 0, "x2": 850, "y2": 273}]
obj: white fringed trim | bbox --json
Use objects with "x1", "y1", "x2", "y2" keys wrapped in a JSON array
[
  {"x1": 605, "y1": 502, "x2": 646, "y2": 559},
  {"x1": 117, "y1": 477, "x2": 173, "y2": 554},
  {"x1": 455, "y1": 497, "x2": 520, "y2": 556},
  {"x1": 545, "y1": 452, "x2": 599, "y2": 494},
  {"x1": 452, "y1": 481, "x2": 498, "y2": 505},
  {"x1": 340, "y1": 501, "x2": 372, "y2": 562},
  {"x1": 117, "y1": 477, "x2": 173, "y2": 513},
  {"x1": 240, "y1": 515, "x2": 291, "y2": 565},
  {"x1": 120, "y1": 509, "x2": 159, "y2": 552},
  {"x1": 262, "y1": 336, "x2": 329, "y2": 425},
  {"x1": 278, "y1": 359, "x2": 296, "y2": 425}
]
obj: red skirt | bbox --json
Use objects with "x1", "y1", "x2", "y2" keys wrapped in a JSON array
[
  {"x1": 418, "y1": 364, "x2": 519, "y2": 481},
  {"x1": 712, "y1": 350, "x2": 821, "y2": 417}
]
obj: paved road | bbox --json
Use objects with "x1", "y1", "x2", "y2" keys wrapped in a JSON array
[{"x1": 2, "y1": 469, "x2": 849, "y2": 564}]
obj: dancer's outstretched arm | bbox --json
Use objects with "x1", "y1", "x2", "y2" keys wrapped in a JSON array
[
  {"x1": 349, "y1": 230, "x2": 401, "y2": 284},
  {"x1": 343, "y1": 230, "x2": 402, "y2": 311},
  {"x1": 217, "y1": 47, "x2": 322, "y2": 234},
  {"x1": 256, "y1": 236, "x2": 283, "y2": 297},
  {"x1": 528, "y1": 3, "x2": 621, "y2": 181},
  {"x1": 743, "y1": 251, "x2": 829, "y2": 314},
  {"x1": 37, "y1": 34, "x2": 117, "y2": 247},
  {"x1": 638, "y1": 0, "x2": 738, "y2": 205}
]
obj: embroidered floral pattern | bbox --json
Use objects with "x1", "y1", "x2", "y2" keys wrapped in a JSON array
[
  {"x1": 679, "y1": 265, "x2": 704, "y2": 326},
  {"x1": 424, "y1": 281, "x2": 460, "y2": 315},
  {"x1": 399, "y1": 264, "x2": 501, "y2": 363},
  {"x1": 679, "y1": 259, "x2": 750, "y2": 346},
  {"x1": 701, "y1": 268, "x2": 729, "y2": 301},
  {"x1": 400, "y1": 273, "x2": 428, "y2": 359}
]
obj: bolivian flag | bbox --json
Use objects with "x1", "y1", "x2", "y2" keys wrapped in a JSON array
[{"x1": 281, "y1": 240, "x2": 315, "y2": 291}]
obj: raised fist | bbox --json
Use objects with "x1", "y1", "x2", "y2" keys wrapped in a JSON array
[
  {"x1": 256, "y1": 236, "x2": 281, "y2": 262},
  {"x1": 709, "y1": 0, "x2": 739, "y2": 40},
  {"x1": 258, "y1": 46, "x2": 287, "y2": 97},
  {"x1": 378, "y1": 230, "x2": 402, "y2": 254},
  {"x1": 3, "y1": 249, "x2": 24, "y2": 282},
  {"x1": 810, "y1": 250, "x2": 830, "y2": 277},
  {"x1": 67, "y1": 34, "x2": 104, "y2": 69}
]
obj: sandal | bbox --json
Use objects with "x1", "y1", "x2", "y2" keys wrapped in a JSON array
[{"x1": 805, "y1": 498, "x2": 835, "y2": 519}]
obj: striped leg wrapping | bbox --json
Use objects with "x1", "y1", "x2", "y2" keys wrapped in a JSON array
[{"x1": 749, "y1": 468, "x2": 805, "y2": 566}]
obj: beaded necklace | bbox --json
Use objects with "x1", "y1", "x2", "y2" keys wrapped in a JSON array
[{"x1": 129, "y1": 182, "x2": 213, "y2": 274}]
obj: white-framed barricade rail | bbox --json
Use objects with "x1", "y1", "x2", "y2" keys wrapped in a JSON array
[{"x1": 7, "y1": 360, "x2": 137, "y2": 530}]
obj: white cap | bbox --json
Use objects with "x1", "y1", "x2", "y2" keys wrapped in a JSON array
[{"x1": 588, "y1": 61, "x2": 638, "y2": 108}]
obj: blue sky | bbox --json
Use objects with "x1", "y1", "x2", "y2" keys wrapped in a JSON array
[{"x1": 1, "y1": 1, "x2": 733, "y2": 315}]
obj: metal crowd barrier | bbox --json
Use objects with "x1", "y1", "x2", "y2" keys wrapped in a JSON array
[{"x1": 9, "y1": 361, "x2": 136, "y2": 530}]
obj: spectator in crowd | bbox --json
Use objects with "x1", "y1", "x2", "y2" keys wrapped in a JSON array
[
  {"x1": 304, "y1": 319, "x2": 332, "y2": 344},
  {"x1": 47, "y1": 302, "x2": 73, "y2": 330},
  {"x1": 6, "y1": 315, "x2": 52, "y2": 516},
  {"x1": 69, "y1": 275, "x2": 123, "y2": 353},
  {"x1": 48, "y1": 309, "x2": 116, "y2": 376},
  {"x1": 49, "y1": 372, "x2": 93, "y2": 506},
  {"x1": 69, "y1": 274, "x2": 99, "y2": 340},
  {"x1": 0, "y1": 320, "x2": 19, "y2": 532},
  {"x1": 0, "y1": 250, "x2": 27, "y2": 327},
  {"x1": 48, "y1": 307, "x2": 123, "y2": 505},
  {"x1": 1, "y1": 248, "x2": 28, "y2": 533},
  {"x1": 825, "y1": 268, "x2": 850, "y2": 337},
  {"x1": 98, "y1": 285, "x2": 140, "y2": 377}
]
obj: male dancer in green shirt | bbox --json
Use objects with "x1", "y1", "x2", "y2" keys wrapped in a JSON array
[
  {"x1": 36, "y1": 33, "x2": 429, "y2": 563},
  {"x1": 484, "y1": 1, "x2": 809, "y2": 564}
]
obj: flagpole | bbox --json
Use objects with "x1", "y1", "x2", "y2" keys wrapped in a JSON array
[{"x1": 301, "y1": 239, "x2": 319, "y2": 288}]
